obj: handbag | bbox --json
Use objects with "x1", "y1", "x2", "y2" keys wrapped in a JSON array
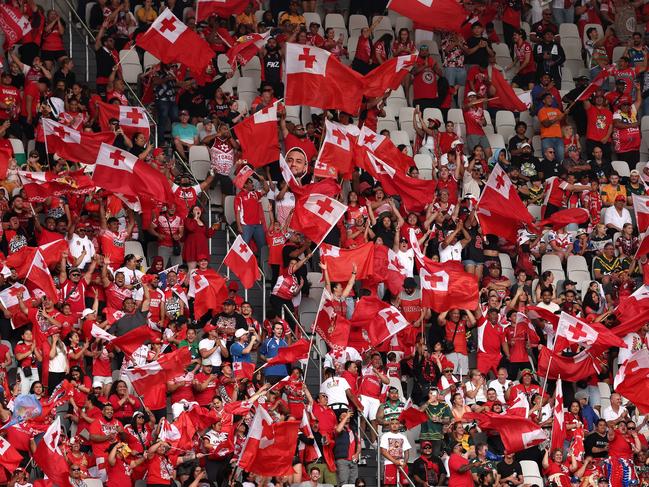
[
  {"x1": 442, "y1": 321, "x2": 460, "y2": 354},
  {"x1": 22, "y1": 365, "x2": 32, "y2": 377}
]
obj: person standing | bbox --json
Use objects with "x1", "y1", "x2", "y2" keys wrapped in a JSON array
[{"x1": 380, "y1": 417, "x2": 412, "y2": 487}]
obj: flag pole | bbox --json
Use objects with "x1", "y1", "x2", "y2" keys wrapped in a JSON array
[
  {"x1": 548, "y1": 374, "x2": 560, "y2": 451},
  {"x1": 112, "y1": 43, "x2": 137, "y2": 70}
]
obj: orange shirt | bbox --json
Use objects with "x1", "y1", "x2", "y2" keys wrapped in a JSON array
[{"x1": 538, "y1": 106, "x2": 563, "y2": 138}]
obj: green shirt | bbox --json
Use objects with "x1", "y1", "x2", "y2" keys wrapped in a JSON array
[
  {"x1": 179, "y1": 339, "x2": 199, "y2": 360},
  {"x1": 419, "y1": 402, "x2": 451, "y2": 441}
]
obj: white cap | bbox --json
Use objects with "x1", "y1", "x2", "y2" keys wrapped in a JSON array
[
  {"x1": 467, "y1": 91, "x2": 477, "y2": 97},
  {"x1": 92, "y1": 380, "x2": 102, "y2": 388},
  {"x1": 81, "y1": 308, "x2": 95, "y2": 319},
  {"x1": 235, "y1": 328, "x2": 248, "y2": 338}
]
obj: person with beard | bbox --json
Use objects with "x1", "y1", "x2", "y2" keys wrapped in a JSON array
[
  {"x1": 171, "y1": 173, "x2": 214, "y2": 214},
  {"x1": 516, "y1": 143, "x2": 541, "y2": 180},
  {"x1": 260, "y1": 37, "x2": 284, "y2": 97},
  {"x1": 411, "y1": 441, "x2": 447, "y2": 487},
  {"x1": 89, "y1": 403, "x2": 124, "y2": 482}
]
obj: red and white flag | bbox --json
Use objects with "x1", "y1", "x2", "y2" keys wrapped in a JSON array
[
  {"x1": 489, "y1": 67, "x2": 528, "y2": 112},
  {"x1": 0, "y1": 4, "x2": 31, "y2": 50},
  {"x1": 636, "y1": 229, "x2": 649, "y2": 260},
  {"x1": 228, "y1": 30, "x2": 270, "y2": 69},
  {"x1": 611, "y1": 284, "x2": 649, "y2": 337},
  {"x1": 33, "y1": 417, "x2": 71, "y2": 487},
  {"x1": 43, "y1": 118, "x2": 114, "y2": 164},
  {"x1": 507, "y1": 392, "x2": 530, "y2": 417},
  {"x1": 124, "y1": 347, "x2": 191, "y2": 409},
  {"x1": 239, "y1": 406, "x2": 300, "y2": 477},
  {"x1": 477, "y1": 164, "x2": 534, "y2": 242},
  {"x1": 0, "y1": 434, "x2": 24, "y2": 473},
  {"x1": 92, "y1": 142, "x2": 175, "y2": 206},
  {"x1": 537, "y1": 346, "x2": 599, "y2": 382},
  {"x1": 633, "y1": 194, "x2": 649, "y2": 233},
  {"x1": 463, "y1": 411, "x2": 546, "y2": 453},
  {"x1": 265, "y1": 339, "x2": 311, "y2": 366},
  {"x1": 577, "y1": 67, "x2": 611, "y2": 101},
  {"x1": 387, "y1": 0, "x2": 466, "y2": 33},
  {"x1": 351, "y1": 296, "x2": 410, "y2": 347},
  {"x1": 356, "y1": 125, "x2": 413, "y2": 175},
  {"x1": 550, "y1": 378, "x2": 565, "y2": 452},
  {"x1": 0, "y1": 283, "x2": 30, "y2": 329},
  {"x1": 223, "y1": 235, "x2": 260, "y2": 289},
  {"x1": 614, "y1": 349, "x2": 649, "y2": 413},
  {"x1": 526, "y1": 305, "x2": 560, "y2": 328},
  {"x1": 313, "y1": 288, "x2": 351, "y2": 351},
  {"x1": 91, "y1": 323, "x2": 117, "y2": 342},
  {"x1": 418, "y1": 257, "x2": 479, "y2": 313},
  {"x1": 554, "y1": 311, "x2": 626, "y2": 351},
  {"x1": 18, "y1": 170, "x2": 95, "y2": 202},
  {"x1": 233, "y1": 101, "x2": 279, "y2": 167},
  {"x1": 97, "y1": 100, "x2": 150, "y2": 140},
  {"x1": 285, "y1": 43, "x2": 364, "y2": 114},
  {"x1": 362, "y1": 54, "x2": 418, "y2": 98},
  {"x1": 196, "y1": 0, "x2": 251, "y2": 21},
  {"x1": 108, "y1": 326, "x2": 158, "y2": 357},
  {"x1": 316, "y1": 120, "x2": 356, "y2": 175},
  {"x1": 26, "y1": 250, "x2": 58, "y2": 302},
  {"x1": 233, "y1": 165, "x2": 255, "y2": 190},
  {"x1": 290, "y1": 193, "x2": 347, "y2": 246},
  {"x1": 188, "y1": 268, "x2": 228, "y2": 318},
  {"x1": 320, "y1": 242, "x2": 375, "y2": 281},
  {"x1": 233, "y1": 361, "x2": 255, "y2": 381},
  {"x1": 136, "y1": 8, "x2": 215, "y2": 74}
]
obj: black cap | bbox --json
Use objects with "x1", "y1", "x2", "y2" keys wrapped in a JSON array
[
  {"x1": 223, "y1": 299, "x2": 236, "y2": 305},
  {"x1": 404, "y1": 277, "x2": 417, "y2": 289},
  {"x1": 564, "y1": 279, "x2": 577, "y2": 286}
]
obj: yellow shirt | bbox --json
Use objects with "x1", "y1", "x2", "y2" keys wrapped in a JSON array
[
  {"x1": 236, "y1": 12, "x2": 255, "y2": 26},
  {"x1": 137, "y1": 7, "x2": 158, "y2": 24},
  {"x1": 601, "y1": 183, "x2": 627, "y2": 206},
  {"x1": 538, "y1": 106, "x2": 563, "y2": 139},
  {"x1": 279, "y1": 12, "x2": 305, "y2": 27}
]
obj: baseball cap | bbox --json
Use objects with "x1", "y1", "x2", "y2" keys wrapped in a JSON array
[
  {"x1": 467, "y1": 91, "x2": 477, "y2": 97},
  {"x1": 204, "y1": 323, "x2": 217, "y2": 332},
  {"x1": 564, "y1": 279, "x2": 577, "y2": 286},
  {"x1": 153, "y1": 148, "x2": 164, "y2": 157},
  {"x1": 630, "y1": 169, "x2": 640, "y2": 176},
  {"x1": 202, "y1": 358, "x2": 213, "y2": 366},
  {"x1": 81, "y1": 308, "x2": 95, "y2": 319},
  {"x1": 520, "y1": 142, "x2": 531, "y2": 148},
  {"x1": 575, "y1": 390, "x2": 589, "y2": 401},
  {"x1": 615, "y1": 194, "x2": 626, "y2": 202},
  {"x1": 521, "y1": 368, "x2": 534, "y2": 378},
  {"x1": 451, "y1": 139, "x2": 463, "y2": 149},
  {"x1": 223, "y1": 298, "x2": 236, "y2": 305},
  {"x1": 92, "y1": 380, "x2": 103, "y2": 388},
  {"x1": 228, "y1": 281, "x2": 239, "y2": 291},
  {"x1": 235, "y1": 328, "x2": 248, "y2": 338}
]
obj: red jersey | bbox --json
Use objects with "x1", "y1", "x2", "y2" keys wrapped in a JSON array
[
  {"x1": 444, "y1": 319, "x2": 469, "y2": 355},
  {"x1": 478, "y1": 318, "x2": 505, "y2": 355},
  {"x1": 413, "y1": 56, "x2": 438, "y2": 100},
  {"x1": 59, "y1": 279, "x2": 88, "y2": 315},
  {"x1": 104, "y1": 283, "x2": 132, "y2": 310},
  {"x1": 0, "y1": 84, "x2": 20, "y2": 120},
  {"x1": 514, "y1": 41, "x2": 535, "y2": 74},
  {"x1": 608, "y1": 431, "x2": 634, "y2": 459},
  {"x1": 99, "y1": 228, "x2": 128, "y2": 265},
  {"x1": 586, "y1": 105, "x2": 613, "y2": 141},
  {"x1": 146, "y1": 454, "x2": 175, "y2": 484},
  {"x1": 89, "y1": 416, "x2": 121, "y2": 458},
  {"x1": 358, "y1": 366, "x2": 383, "y2": 399},
  {"x1": 233, "y1": 189, "x2": 264, "y2": 225}
]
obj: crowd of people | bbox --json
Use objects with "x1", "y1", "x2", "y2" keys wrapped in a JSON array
[{"x1": 2, "y1": 0, "x2": 649, "y2": 486}]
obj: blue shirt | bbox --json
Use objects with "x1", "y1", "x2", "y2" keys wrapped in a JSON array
[
  {"x1": 582, "y1": 403, "x2": 599, "y2": 432},
  {"x1": 260, "y1": 337, "x2": 288, "y2": 377},
  {"x1": 230, "y1": 341, "x2": 252, "y2": 363}
]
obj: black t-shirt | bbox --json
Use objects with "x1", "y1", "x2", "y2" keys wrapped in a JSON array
[
  {"x1": 411, "y1": 456, "x2": 445, "y2": 486},
  {"x1": 465, "y1": 36, "x2": 490, "y2": 67},
  {"x1": 585, "y1": 432, "x2": 609, "y2": 458},
  {"x1": 95, "y1": 47, "x2": 117, "y2": 79},
  {"x1": 536, "y1": 157, "x2": 560, "y2": 178},
  {"x1": 263, "y1": 52, "x2": 282, "y2": 85},
  {"x1": 211, "y1": 311, "x2": 247, "y2": 331},
  {"x1": 496, "y1": 461, "x2": 523, "y2": 486}
]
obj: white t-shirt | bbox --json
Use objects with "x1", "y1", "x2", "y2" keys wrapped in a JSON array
[
  {"x1": 439, "y1": 241, "x2": 463, "y2": 263},
  {"x1": 603, "y1": 206, "x2": 632, "y2": 230},
  {"x1": 67, "y1": 234, "x2": 95, "y2": 269},
  {"x1": 396, "y1": 248, "x2": 415, "y2": 278},
  {"x1": 488, "y1": 379, "x2": 513, "y2": 403},
  {"x1": 49, "y1": 343, "x2": 68, "y2": 373},
  {"x1": 115, "y1": 266, "x2": 144, "y2": 286},
  {"x1": 464, "y1": 381, "x2": 488, "y2": 405},
  {"x1": 602, "y1": 405, "x2": 627, "y2": 423},
  {"x1": 199, "y1": 338, "x2": 227, "y2": 366},
  {"x1": 319, "y1": 376, "x2": 351, "y2": 405},
  {"x1": 379, "y1": 431, "x2": 411, "y2": 464}
]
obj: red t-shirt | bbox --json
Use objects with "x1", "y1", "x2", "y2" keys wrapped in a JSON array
[
  {"x1": 285, "y1": 133, "x2": 317, "y2": 161},
  {"x1": 59, "y1": 279, "x2": 88, "y2": 315},
  {"x1": 146, "y1": 454, "x2": 175, "y2": 484},
  {"x1": 586, "y1": 105, "x2": 613, "y2": 141},
  {"x1": 89, "y1": 416, "x2": 121, "y2": 458},
  {"x1": 20, "y1": 82, "x2": 40, "y2": 117},
  {"x1": 448, "y1": 453, "x2": 474, "y2": 487},
  {"x1": 193, "y1": 371, "x2": 218, "y2": 406},
  {"x1": 106, "y1": 456, "x2": 132, "y2": 487},
  {"x1": 463, "y1": 106, "x2": 485, "y2": 136},
  {"x1": 104, "y1": 283, "x2": 132, "y2": 310},
  {"x1": 478, "y1": 318, "x2": 505, "y2": 355},
  {"x1": 233, "y1": 189, "x2": 264, "y2": 226},
  {"x1": 413, "y1": 57, "x2": 438, "y2": 100},
  {"x1": 608, "y1": 431, "x2": 634, "y2": 458},
  {"x1": 445, "y1": 320, "x2": 468, "y2": 355},
  {"x1": 0, "y1": 85, "x2": 20, "y2": 120},
  {"x1": 358, "y1": 366, "x2": 382, "y2": 399},
  {"x1": 99, "y1": 229, "x2": 128, "y2": 266}
]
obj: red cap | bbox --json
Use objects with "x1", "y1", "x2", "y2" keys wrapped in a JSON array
[
  {"x1": 153, "y1": 148, "x2": 164, "y2": 157},
  {"x1": 204, "y1": 324, "x2": 217, "y2": 332},
  {"x1": 615, "y1": 194, "x2": 626, "y2": 202},
  {"x1": 197, "y1": 254, "x2": 210, "y2": 261},
  {"x1": 228, "y1": 281, "x2": 239, "y2": 291}
]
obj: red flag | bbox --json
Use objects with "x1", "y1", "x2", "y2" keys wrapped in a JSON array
[
  {"x1": 223, "y1": 235, "x2": 260, "y2": 289},
  {"x1": 489, "y1": 67, "x2": 528, "y2": 112},
  {"x1": 362, "y1": 54, "x2": 418, "y2": 98},
  {"x1": 39, "y1": 239, "x2": 70, "y2": 269},
  {"x1": 18, "y1": 170, "x2": 95, "y2": 203},
  {"x1": 233, "y1": 101, "x2": 279, "y2": 167},
  {"x1": 320, "y1": 242, "x2": 374, "y2": 281},
  {"x1": 351, "y1": 296, "x2": 410, "y2": 347},
  {"x1": 124, "y1": 347, "x2": 191, "y2": 409},
  {"x1": 0, "y1": 283, "x2": 30, "y2": 328},
  {"x1": 227, "y1": 30, "x2": 270, "y2": 69},
  {"x1": 97, "y1": 100, "x2": 150, "y2": 140},
  {"x1": 188, "y1": 268, "x2": 228, "y2": 318},
  {"x1": 0, "y1": 434, "x2": 24, "y2": 473},
  {"x1": 110, "y1": 326, "x2": 158, "y2": 357},
  {"x1": 554, "y1": 311, "x2": 626, "y2": 350},
  {"x1": 233, "y1": 361, "x2": 255, "y2": 381},
  {"x1": 614, "y1": 349, "x2": 649, "y2": 414},
  {"x1": 239, "y1": 407, "x2": 300, "y2": 477},
  {"x1": 636, "y1": 229, "x2": 649, "y2": 260},
  {"x1": 537, "y1": 208, "x2": 590, "y2": 230},
  {"x1": 290, "y1": 193, "x2": 347, "y2": 246},
  {"x1": 316, "y1": 120, "x2": 356, "y2": 174},
  {"x1": 215, "y1": 27, "x2": 237, "y2": 48},
  {"x1": 265, "y1": 339, "x2": 310, "y2": 366},
  {"x1": 577, "y1": 68, "x2": 611, "y2": 101},
  {"x1": 26, "y1": 250, "x2": 58, "y2": 302},
  {"x1": 418, "y1": 257, "x2": 479, "y2": 313},
  {"x1": 365, "y1": 245, "x2": 408, "y2": 296},
  {"x1": 463, "y1": 411, "x2": 546, "y2": 453},
  {"x1": 526, "y1": 306, "x2": 560, "y2": 328},
  {"x1": 196, "y1": 0, "x2": 250, "y2": 21},
  {"x1": 43, "y1": 119, "x2": 115, "y2": 164},
  {"x1": 357, "y1": 125, "x2": 414, "y2": 176},
  {"x1": 550, "y1": 378, "x2": 565, "y2": 452},
  {"x1": 477, "y1": 164, "x2": 534, "y2": 242},
  {"x1": 285, "y1": 43, "x2": 364, "y2": 115},
  {"x1": 0, "y1": 146, "x2": 11, "y2": 179},
  {"x1": 398, "y1": 403, "x2": 429, "y2": 430},
  {"x1": 633, "y1": 194, "x2": 649, "y2": 233},
  {"x1": 172, "y1": 412, "x2": 197, "y2": 450},
  {"x1": 33, "y1": 417, "x2": 72, "y2": 487},
  {"x1": 92, "y1": 143, "x2": 175, "y2": 206},
  {"x1": 612, "y1": 285, "x2": 649, "y2": 337},
  {"x1": 0, "y1": 4, "x2": 31, "y2": 50},
  {"x1": 313, "y1": 288, "x2": 351, "y2": 351},
  {"x1": 233, "y1": 165, "x2": 255, "y2": 190},
  {"x1": 537, "y1": 345, "x2": 599, "y2": 382},
  {"x1": 136, "y1": 8, "x2": 215, "y2": 75},
  {"x1": 388, "y1": 0, "x2": 466, "y2": 33}
]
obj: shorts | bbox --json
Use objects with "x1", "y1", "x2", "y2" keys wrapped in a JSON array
[
  {"x1": 477, "y1": 352, "x2": 502, "y2": 376},
  {"x1": 443, "y1": 66, "x2": 467, "y2": 87},
  {"x1": 462, "y1": 259, "x2": 484, "y2": 267},
  {"x1": 466, "y1": 134, "x2": 490, "y2": 152},
  {"x1": 512, "y1": 71, "x2": 535, "y2": 88},
  {"x1": 93, "y1": 376, "x2": 112, "y2": 387},
  {"x1": 384, "y1": 463, "x2": 409, "y2": 485},
  {"x1": 217, "y1": 173, "x2": 234, "y2": 196},
  {"x1": 360, "y1": 395, "x2": 381, "y2": 421}
]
